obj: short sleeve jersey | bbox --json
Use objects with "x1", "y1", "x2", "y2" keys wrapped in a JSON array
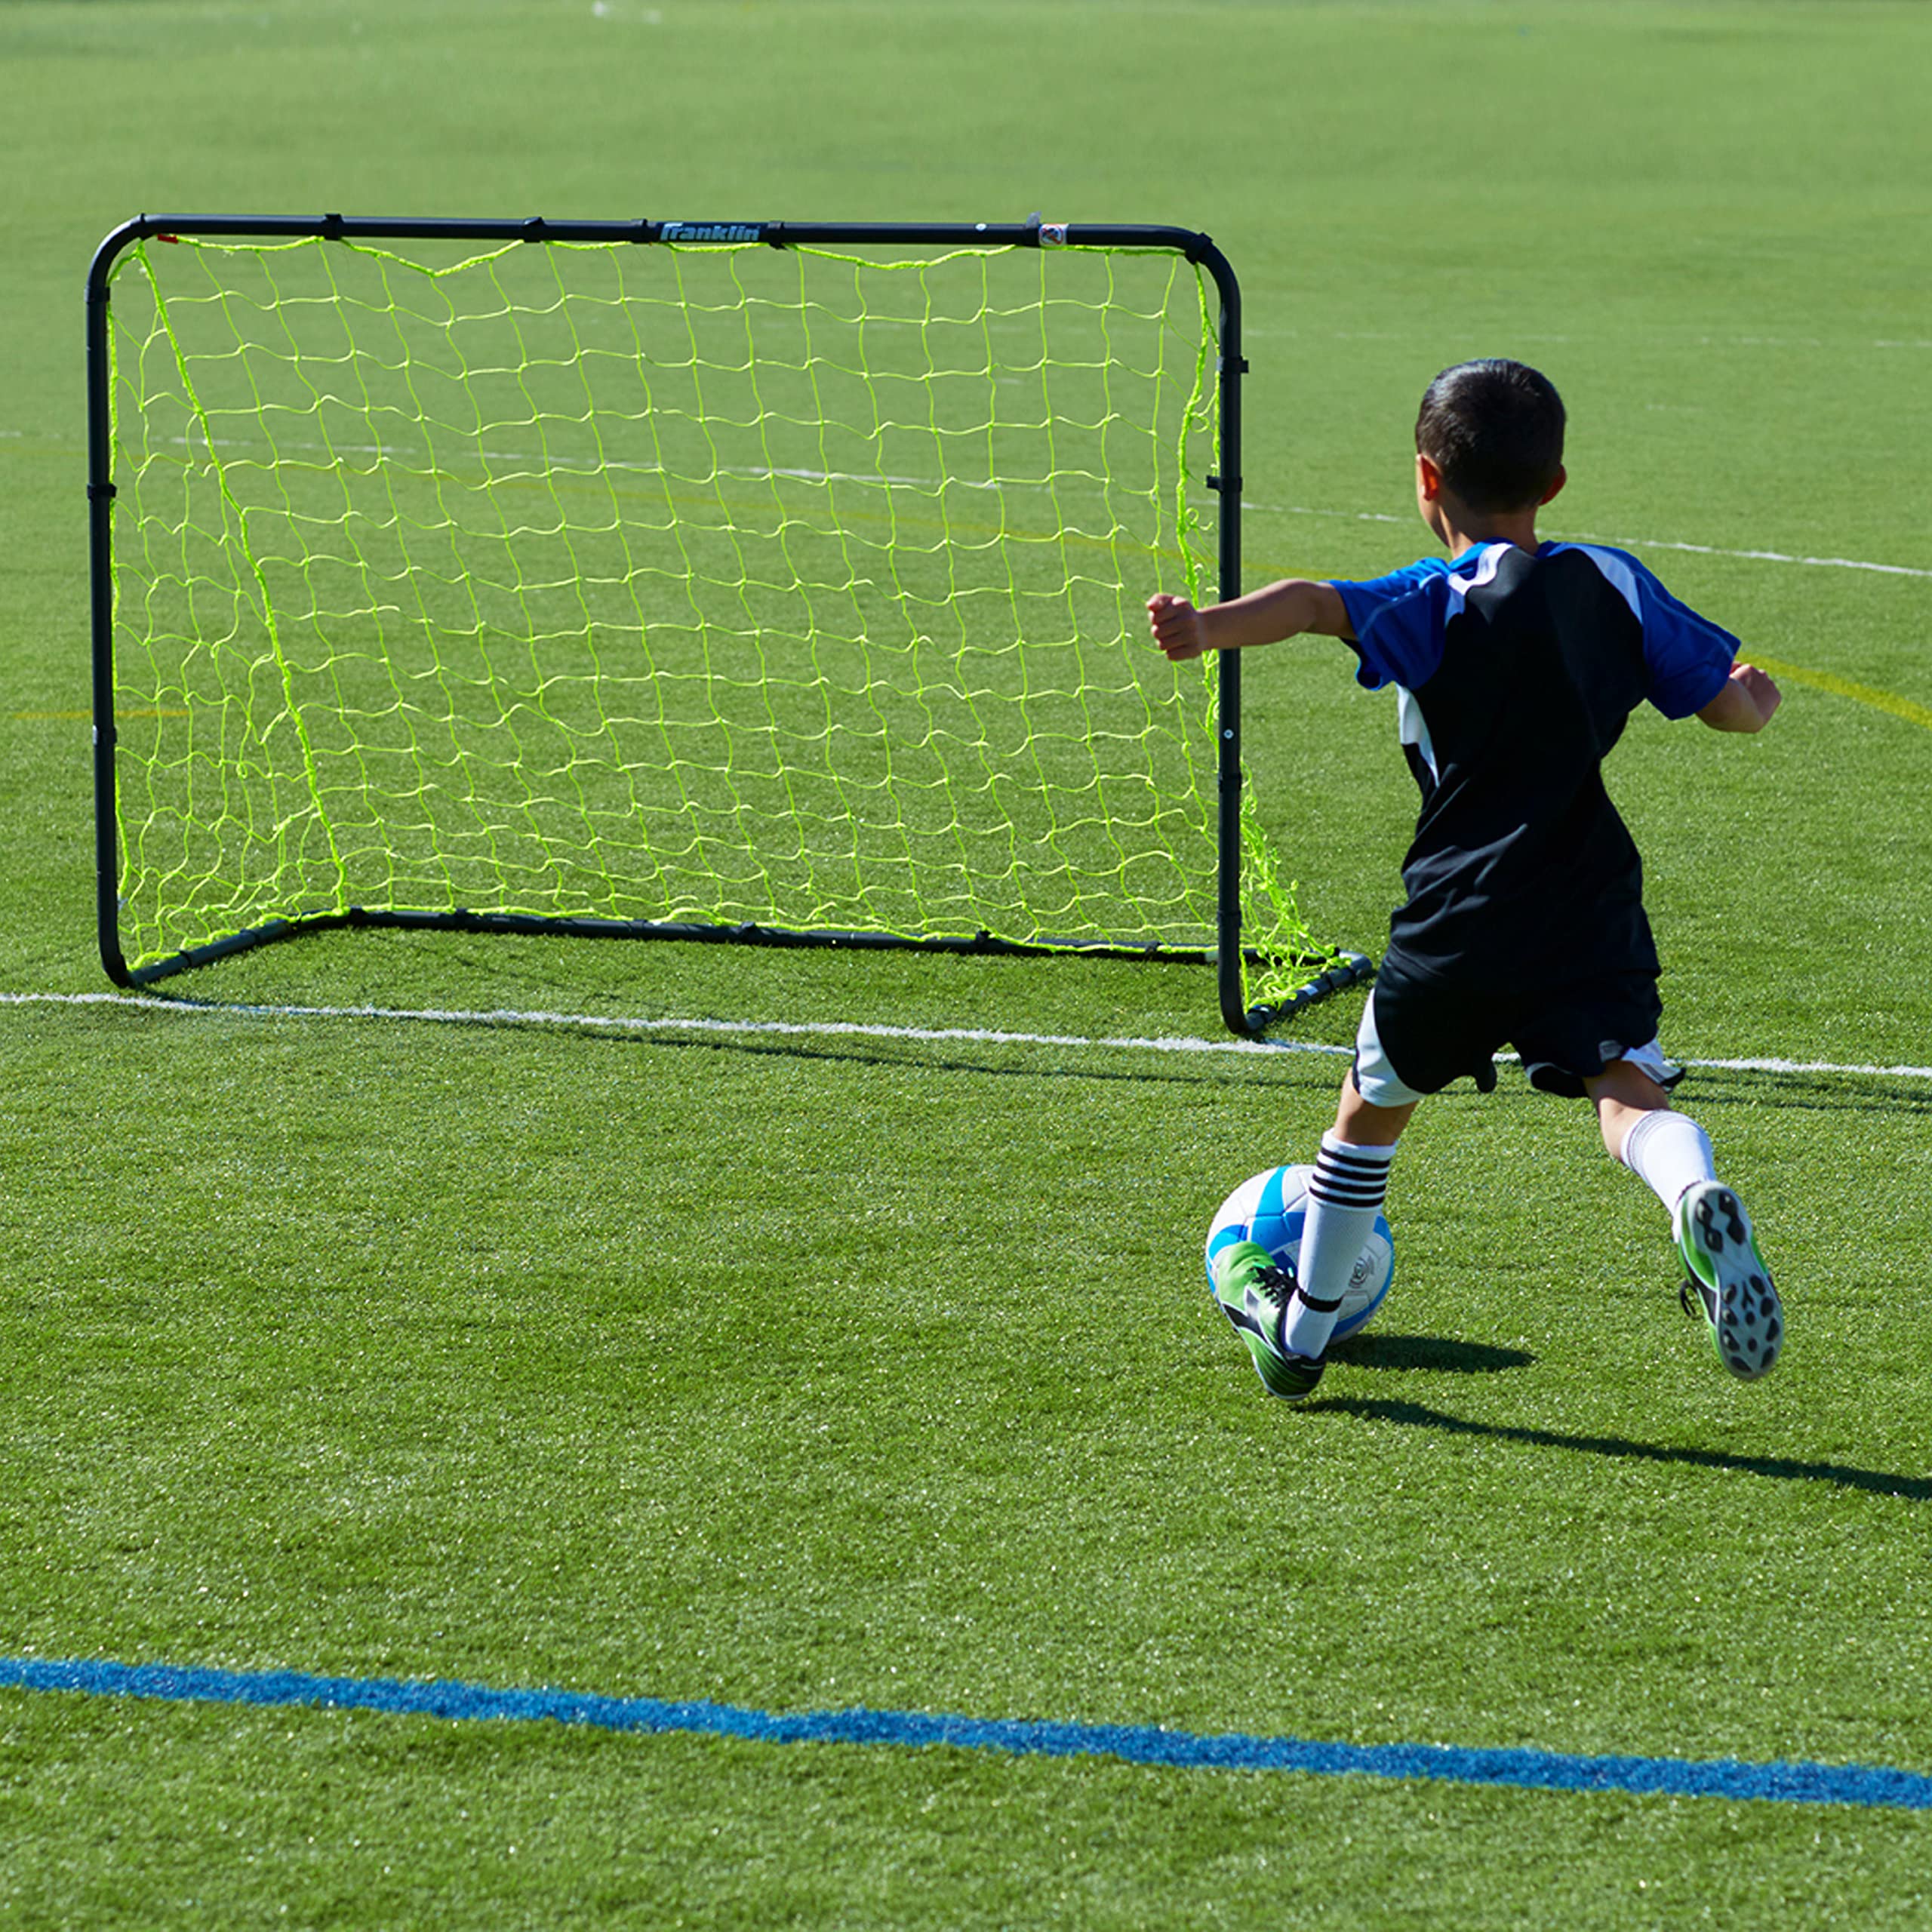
[{"x1": 1331, "y1": 542, "x2": 1737, "y2": 989}]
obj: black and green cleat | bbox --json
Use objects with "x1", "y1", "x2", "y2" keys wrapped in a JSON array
[
  {"x1": 1675, "y1": 1181, "x2": 1783, "y2": 1382},
  {"x1": 1209, "y1": 1239, "x2": 1327, "y2": 1403}
]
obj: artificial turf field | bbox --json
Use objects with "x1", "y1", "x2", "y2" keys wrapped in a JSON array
[{"x1": 3, "y1": 1, "x2": 1931, "y2": 1924}]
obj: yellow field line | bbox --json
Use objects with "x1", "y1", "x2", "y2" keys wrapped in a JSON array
[{"x1": 1749, "y1": 656, "x2": 1932, "y2": 733}]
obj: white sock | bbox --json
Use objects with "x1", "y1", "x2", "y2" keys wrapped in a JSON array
[
  {"x1": 1619, "y1": 1109, "x2": 1717, "y2": 1217},
  {"x1": 1281, "y1": 1134, "x2": 1396, "y2": 1359}
]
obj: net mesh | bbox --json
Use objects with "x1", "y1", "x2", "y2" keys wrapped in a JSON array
[{"x1": 103, "y1": 231, "x2": 1328, "y2": 997}]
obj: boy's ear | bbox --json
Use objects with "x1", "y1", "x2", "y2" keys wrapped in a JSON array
[
  {"x1": 1416, "y1": 453, "x2": 1444, "y2": 500},
  {"x1": 1538, "y1": 465, "x2": 1567, "y2": 506}
]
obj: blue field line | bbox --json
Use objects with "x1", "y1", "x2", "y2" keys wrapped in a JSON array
[{"x1": 5, "y1": 1655, "x2": 1930, "y2": 1811}]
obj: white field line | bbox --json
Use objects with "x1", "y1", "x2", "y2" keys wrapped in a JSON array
[
  {"x1": 43, "y1": 422, "x2": 1932, "y2": 579},
  {"x1": 1244, "y1": 326, "x2": 1932, "y2": 353},
  {"x1": 0, "y1": 989, "x2": 1352, "y2": 1064},
  {"x1": 5, "y1": 990, "x2": 1931, "y2": 1084},
  {"x1": 165, "y1": 432, "x2": 1023, "y2": 497},
  {"x1": 1558, "y1": 531, "x2": 1932, "y2": 581},
  {"x1": 1248, "y1": 503, "x2": 1932, "y2": 582}
]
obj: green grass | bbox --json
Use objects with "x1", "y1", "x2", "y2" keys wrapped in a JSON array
[{"x1": 4, "y1": 2, "x2": 1932, "y2": 1926}]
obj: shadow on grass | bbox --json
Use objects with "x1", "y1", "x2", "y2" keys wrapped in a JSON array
[
  {"x1": 1311, "y1": 1395, "x2": 1932, "y2": 1500},
  {"x1": 432, "y1": 1009, "x2": 1355, "y2": 1094},
  {"x1": 140, "y1": 988, "x2": 1932, "y2": 1112},
  {"x1": 1669, "y1": 1068, "x2": 1932, "y2": 1117},
  {"x1": 1327, "y1": 1333, "x2": 1534, "y2": 1375}
]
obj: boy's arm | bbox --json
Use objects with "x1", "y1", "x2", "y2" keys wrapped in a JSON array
[
  {"x1": 1697, "y1": 662, "x2": 1782, "y2": 733},
  {"x1": 1146, "y1": 579, "x2": 1353, "y2": 663}
]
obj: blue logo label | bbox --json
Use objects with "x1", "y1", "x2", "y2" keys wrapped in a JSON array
[{"x1": 660, "y1": 222, "x2": 762, "y2": 244}]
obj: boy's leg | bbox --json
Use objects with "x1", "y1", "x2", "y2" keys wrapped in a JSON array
[
  {"x1": 1275, "y1": 970, "x2": 1448, "y2": 1364},
  {"x1": 1276, "y1": 1078, "x2": 1412, "y2": 1361},
  {"x1": 1587, "y1": 1055, "x2": 1782, "y2": 1381},
  {"x1": 1337, "y1": 1077, "x2": 1419, "y2": 1148},
  {"x1": 1211, "y1": 1069, "x2": 1411, "y2": 1401},
  {"x1": 1209, "y1": 988, "x2": 1424, "y2": 1403},
  {"x1": 1590, "y1": 1057, "x2": 1709, "y2": 1198}
]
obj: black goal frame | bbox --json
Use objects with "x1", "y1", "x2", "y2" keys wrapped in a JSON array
[{"x1": 86, "y1": 211, "x2": 1371, "y2": 1032}]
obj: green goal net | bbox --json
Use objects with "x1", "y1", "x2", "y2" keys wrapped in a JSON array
[{"x1": 88, "y1": 216, "x2": 1357, "y2": 1027}]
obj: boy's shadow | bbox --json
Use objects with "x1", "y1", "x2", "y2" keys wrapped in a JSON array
[
  {"x1": 1309, "y1": 1374, "x2": 1932, "y2": 1501},
  {"x1": 1327, "y1": 1332, "x2": 1534, "y2": 1375}
]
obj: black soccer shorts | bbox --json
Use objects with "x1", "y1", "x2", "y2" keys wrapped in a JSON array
[{"x1": 1352, "y1": 946, "x2": 1669, "y2": 1104}]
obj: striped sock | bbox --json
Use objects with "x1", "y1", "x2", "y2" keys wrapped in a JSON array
[{"x1": 1281, "y1": 1134, "x2": 1396, "y2": 1360}]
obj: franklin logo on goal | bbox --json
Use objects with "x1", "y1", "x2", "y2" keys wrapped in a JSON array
[{"x1": 660, "y1": 221, "x2": 763, "y2": 244}]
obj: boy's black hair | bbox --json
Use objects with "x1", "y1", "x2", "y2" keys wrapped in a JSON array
[{"x1": 1414, "y1": 359, "x2": 1566, "y2": 512}]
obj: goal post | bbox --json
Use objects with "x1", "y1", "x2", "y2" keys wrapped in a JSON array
[{"x1": 85, "y1": 212, "x2": 1371, "y2": 1033}]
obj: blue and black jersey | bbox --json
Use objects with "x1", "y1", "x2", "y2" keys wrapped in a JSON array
[{"x1": 1332, "y1": 542, "x2": 1737, "y2": 990}]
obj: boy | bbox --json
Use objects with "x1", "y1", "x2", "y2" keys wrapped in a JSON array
[{"x1": 1147, "y1": 358, "x2": 1783, "y2": 1402}]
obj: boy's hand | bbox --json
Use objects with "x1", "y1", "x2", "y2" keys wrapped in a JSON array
[
  {"x1": 1730, "y1": 662, "x2": 1783, "y2": 724},
  {"x1": 1147, "y1": 592, "x2": 1211, "y2": 663},
  {"x1": 1697, "y1": 660, "x2": 1783, "y2": 733}
]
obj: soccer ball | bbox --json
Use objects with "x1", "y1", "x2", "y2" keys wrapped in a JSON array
[{"x1": 1204, "y1": 1165, "x2": 1394, "y2": 1341}]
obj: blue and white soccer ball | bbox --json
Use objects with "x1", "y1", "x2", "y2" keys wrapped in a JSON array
[{"x1": 1204, "y1": 1164, "x2": 1395, "y2": 1342}]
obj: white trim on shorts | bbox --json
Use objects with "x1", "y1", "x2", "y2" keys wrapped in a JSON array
[
  {"x1": 1350, "y1": 989, "x2": 1676, "y2": 1107},
  {"x1": 1352, "y1": 989, "x2": 1429, "y2": 1106},
  {"x1": 1605, "y1": 1038, "x2": 1678, "y2": 1088}
]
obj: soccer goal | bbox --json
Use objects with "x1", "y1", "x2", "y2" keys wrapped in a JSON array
[{"x1": 85, "y1": 212, "x2": 1370, "y2": 1033}]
